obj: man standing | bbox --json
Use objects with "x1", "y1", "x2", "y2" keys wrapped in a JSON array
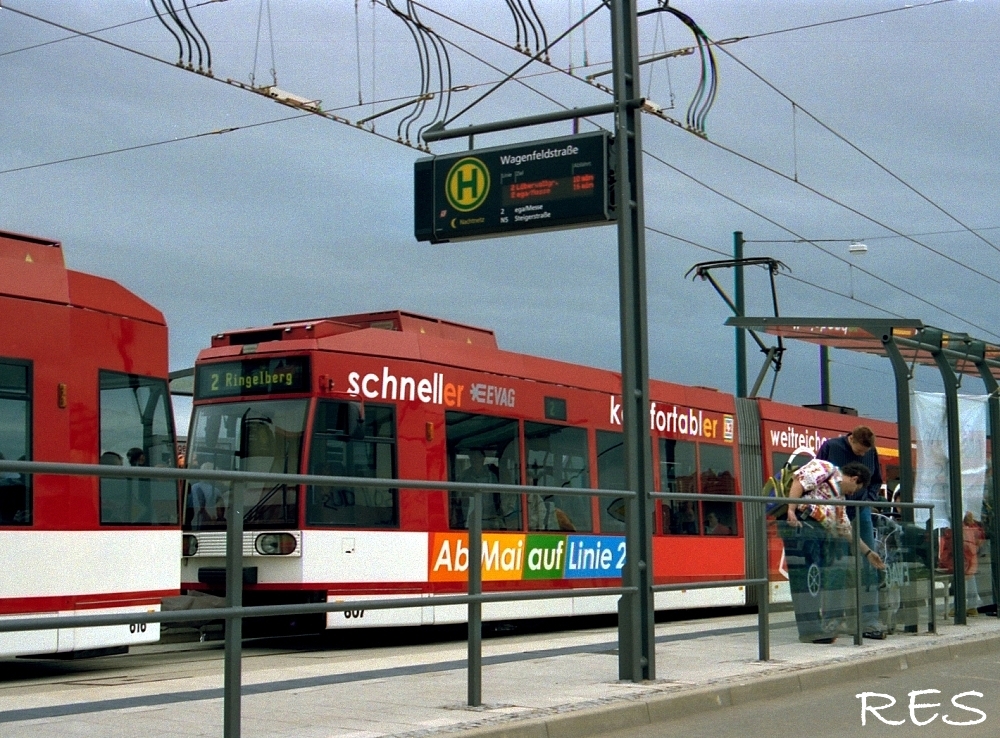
[{"x1": 817, "y1": 426, "x2": 885, "y2": 639}]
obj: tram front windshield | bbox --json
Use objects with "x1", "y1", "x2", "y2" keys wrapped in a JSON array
[{"x1": 184, "y1": 399, "x2": 307, "y2": 530}]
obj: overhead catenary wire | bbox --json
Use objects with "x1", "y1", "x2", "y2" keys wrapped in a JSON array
[
  {"x1": 381, "y1": 0, "x2": 453, "y2": 143},
  {"x1": 1, "y1": 3, "x2": 423, "y2": 151},
  {"x1": 674, "y1": 118, "x2": 1000, "y2": 291},
  {"x1": 251, "y1": 0, "x2": 277, "y2": 87},
  {"x1": 646, "y1": 225, "x2": 907, "y2": 319},
  {"x1": 713, "y1": 42, "x2": 1000, "y2": 258},
  {"x1": 408, "y1": 1, "x2": 999, "y2": 294},
  {"x1": 361, "y1": 0, "x2": 606, "y2": 138},
  {"x1": 182, "y1": 0, "x2": 213, "y2": 73},
  {"x1": 432, "y1": 1, "x2": 604, "y2": 131},
  {"x1": 7, "y1": 0, "x2": 996, "y2": 341},
  {"x1": 0, "y1": 0, "x2": 225, "y2": 60},
  {"x1": 580, "y1": 0, "x2": 958, "y2": 76},
  {"x1": 160, "y1": 0, "x2": 202, "y2": 71},
  {"x1": 0, "y1": 114, "x2": 310, "y2": 176},
  {"x1": 0, "y1": 5, "x2": 892, "y2": 328},
  {"x1": 642, "y1": 148, "x2": 1000, "y2": 342},
  {"x1": 636, "y1": 2, "x2": 718, "y2": 135},
  {"x1": 150, "y1": 0, "x2": 184, "y2": 65},
  {"x1": 385, "y1": 0, "x2": 430, "y2": 140},
  {"x1": 399, "y1": 2, "x2": 1000, "y2": 332}
]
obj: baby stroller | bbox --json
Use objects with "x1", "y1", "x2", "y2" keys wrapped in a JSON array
[{"x1": 873, "y1": 512, "x2": 905, "y2": 633}]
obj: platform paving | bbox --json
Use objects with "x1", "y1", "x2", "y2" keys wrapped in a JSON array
[{"x1": 1, "y1": 610, "x2": 999, "y2": 738}]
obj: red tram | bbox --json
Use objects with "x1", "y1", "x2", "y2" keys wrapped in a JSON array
[
  {"x1": 180, "y1": 310, "x2": 897, "y2": 628},
  {"x1": 0, "y1": 230, "x2": 179, "y2": 656}
]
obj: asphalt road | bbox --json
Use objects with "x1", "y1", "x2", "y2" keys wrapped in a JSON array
[{"x1": 593, "y1": 649, "x2": 1000, "y2": 738}]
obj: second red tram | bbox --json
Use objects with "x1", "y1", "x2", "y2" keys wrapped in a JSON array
[
  {"x1": 0, "y1": 230, "x2": 180, "y2": 656},
  {"x1": 180, "y1": 310, "x2": 898, "y2": 628}
]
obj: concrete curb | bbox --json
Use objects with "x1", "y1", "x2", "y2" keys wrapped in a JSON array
[{"x1": 448, "y1": 633, "x2": 1000, "y2": 738}]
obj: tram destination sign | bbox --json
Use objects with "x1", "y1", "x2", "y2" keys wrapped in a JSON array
[{"x1": 414, "y1": 132, "x2": 614, "y2": 243}]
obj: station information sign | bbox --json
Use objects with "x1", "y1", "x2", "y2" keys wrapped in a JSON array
[{"x1": 414, "y1": 132, "x2": 614, "y2": 243}]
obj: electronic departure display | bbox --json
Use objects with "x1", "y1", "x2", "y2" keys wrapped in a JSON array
[
  {"x1": 195, "y1": 357, "x2": 311, "y2": 399},
  {"x1": 414, "y1": 132, "x2": 614, "y2": 243}
]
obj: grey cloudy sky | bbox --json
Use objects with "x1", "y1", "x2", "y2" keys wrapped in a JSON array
[{"x1": 2, "y1": 0, "x2": 998, "y2": 433}]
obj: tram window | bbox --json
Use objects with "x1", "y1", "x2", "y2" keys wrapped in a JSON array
[
  {"x1": 525, "y1": 422, "x2": 592, "y2": 532},
  {"x1": 445, "y1": 412, "x2": 521, "y2": 531},
  {"x1": 185, "y1": 399, "x2": 306, "y2": 529},
  {"x1": 307, "y1": 401, "x2": 398, "y2": 528},
  {"x1": 99, "y1": 372, "x2": 178, "y2": 526},
  {"x1": 0, "y1": 359, "x2": 31, "y2": 526},
  {"x1": 660, "y1": 439, "x2": 697, "y2": 535},
  {"x1": 700, "y1": 444, "x2": 737, "y2": 535},
  {"x1": 596, "y1": 430, "x2": 626, "y2": 533}
]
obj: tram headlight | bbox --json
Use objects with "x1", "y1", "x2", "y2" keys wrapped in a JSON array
[
  {"x1": 255, "y1": 532, "x2": 297, "y2": 555},
  {"x1": 182, "y1": 535, "x2": 199, "y2": 557}
]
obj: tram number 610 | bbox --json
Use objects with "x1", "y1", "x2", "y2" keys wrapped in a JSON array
[
  {"x1": 129, "y1": 623, "x2": 147, "y2": 634},
  {"x1": 344, "y1": 610, "x2": 365, "y2": 619}
]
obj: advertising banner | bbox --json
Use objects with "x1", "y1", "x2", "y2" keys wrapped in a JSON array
[{"x1": 912, "y1": 391, "x2": 987, "y2": 528}]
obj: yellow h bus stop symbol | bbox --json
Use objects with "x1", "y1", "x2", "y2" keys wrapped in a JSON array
[{"x1": 445, "y1": 157, "x2": 490, "y2": 212}]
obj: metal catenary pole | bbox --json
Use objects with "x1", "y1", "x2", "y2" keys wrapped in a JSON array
[
  {"x1": 734, "y1": 231, "x2": 747, "y2": 399},
  {"x1": 610, "y1": 0, "x2": 655, "y2": 682}
]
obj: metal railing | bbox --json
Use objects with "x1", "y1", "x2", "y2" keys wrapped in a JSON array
[{"x1": 0, "y1": 460, "x2": 940, "y2": 737}]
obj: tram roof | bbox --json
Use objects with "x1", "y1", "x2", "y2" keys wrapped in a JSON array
[
  {"x1": 214, "y1": 310, "x2": 499, "y2": 350},
  {"x1": 0, "y1": 229, "x2": 164, "y2": 324},
  {"x1": 726, "y1": 317, "x2": 1000, "y2": 380}
]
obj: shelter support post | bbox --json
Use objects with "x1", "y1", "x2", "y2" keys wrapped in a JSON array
[
  {"x1": 883, "y1": 336, "x2": 920, "y2": 631},
  {"x1": 927, "y1": 329, "x2": 967, "y2": 625},
  {"x1": 852, "y1": 516, "x2": 863, "y2": 645},
  {"x1": 756, "y1": 500, "x2": 769, "y2": 660},
  {"x1": 882, "y1": 338, "x2": 914, "y2": 512},
  {"x1": 970, "y1": 343, "x2": 1000, "y2": 616}
]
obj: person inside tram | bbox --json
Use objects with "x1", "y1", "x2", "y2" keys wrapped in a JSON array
[
  {"x1": 127, "y1": 447, "x2": 147, "y2": 467},
  {"x1": 457, "y1": 449, "x2": 519, "y2": 530},
  {"x1": 190, "y1": 462, "x2": 224, "y2": 528},
  {"x1": 675, "y1": 501, "x2": 698, "y2": 535},
  {"x1": 705, "y1": 511, "x2": 732, "y2": 535},
  {"x1": 100, "y1": 451, "x2": 124, "y2": 465},
  {"x1": 459, "y1": 449, "x2": 499, "y2": 486}
]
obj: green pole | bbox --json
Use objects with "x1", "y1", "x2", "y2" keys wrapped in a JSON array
[
  {"x1": 611, "y1": 0, "x2": 654, "y2": 682},
  {"x1": 735, "y1": 231, "x2": 747, "y2": 398}
]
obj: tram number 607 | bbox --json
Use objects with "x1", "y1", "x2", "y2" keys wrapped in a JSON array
[
  {"x1": 129, "y1": 623, "x2": 147, "y2": 634},
  {"x1": 344, "y1": 610, "x2": 365, "y2": 619}
]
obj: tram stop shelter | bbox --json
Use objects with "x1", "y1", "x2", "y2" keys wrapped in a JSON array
[{"x1": 727, "y1": 317, "x2": 1000, "y2": 626}]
